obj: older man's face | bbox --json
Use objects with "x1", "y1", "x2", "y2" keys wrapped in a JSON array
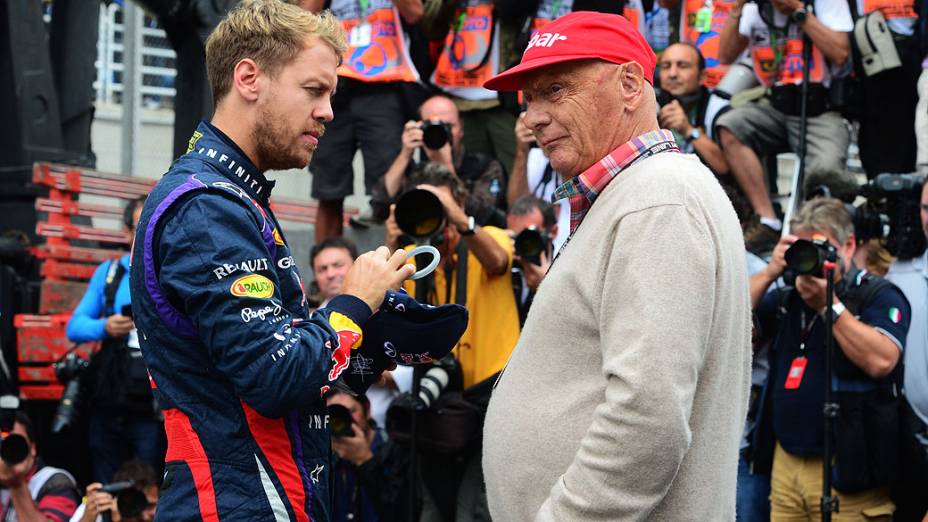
[{"x1": 521, "y1": 60, "x2": 626, "y2": 178}]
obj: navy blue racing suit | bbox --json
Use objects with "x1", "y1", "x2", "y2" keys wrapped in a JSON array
[{"x1": 130, "y1": 121, "x2": 370, "y2": 521}]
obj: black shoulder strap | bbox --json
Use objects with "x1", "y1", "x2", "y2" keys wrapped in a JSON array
[
  {"x1": 455, "y1": 241, "x2": 468, "y2": 306},
  {"x1": 839, "y1": 269, "x2": 893, "y2": 316},
  {"x1": 104, "y1": 259, "x2": 127, "y2": 316},
  {"x1": 533, "y1": 162, "x2": 555, "y2": 197},
  {"x1": 847, "y1": 0, "x2": 861, "y2": 21}
]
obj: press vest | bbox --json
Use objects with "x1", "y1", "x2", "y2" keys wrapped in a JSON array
[
  {"x1": 430, "y1": 0, "x2": 500, "y2": 101},
  {"x1": 680, "y1": 0, "x2": 739, "y2": 86},
  {"x1": 530, "y1": 0, "x2": 573, "y2": 31},
  {"x1": 749, "y1": 16, "x2": 827, "y2": 86},
  {"x1": 330, "y1": 0, "x2": 420, "y2": 83}
]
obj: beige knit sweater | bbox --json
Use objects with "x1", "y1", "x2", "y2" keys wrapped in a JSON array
[{"x1": 483, "y1": 153, "x2": 752, "y2": 521}]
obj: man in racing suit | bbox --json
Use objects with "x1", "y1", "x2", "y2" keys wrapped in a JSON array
[{"x1": 129, "y1": 2, "x2": 414, "y2": 521}]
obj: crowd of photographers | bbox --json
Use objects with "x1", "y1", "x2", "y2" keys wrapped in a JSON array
[
  {"x1": 3, "y1": 0, "x2": 926, "y2": 520},
  {"x1": 299, "y1": 0, "x2": 928, "y2": 520}
]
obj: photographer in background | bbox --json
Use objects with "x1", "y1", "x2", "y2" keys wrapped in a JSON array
[
  {"x1": 750, "y1": 198, "x2": 909, "y2": 519},
  {"x1": 371, "y1": 95, "x2": 507, "y2": 228},
  {"x1": 310, "y1": 237, "x2": 359, "y2": 310},
  {"x1": 386, "y1": 163, "x2": 519, "y2": 521},
  {"x1": 886, "y1": 179, "x2": 928, "y2": 522},
  {"x1": 507, "y1": 196, "x2": 558, "y2": 325},
  {"x1": 657, "y1": 42, "x2": 731, "y2": 176},
  {"x1": 325, "y1": 389, "x2": 407, "y2": 522},
  {"x1": 72, "y1": 459, "x2": 159, "y2": 522},
  {"x1": 0, "y1": 412, "x2": 80, "y2": 522},
  {"x1": 717, "y1": 0, "x2": 854, "y2": 255},
  {"x1": 299, "y1": 0, "x2": 425, "y2": 242},
  {"x1": 64, "y1": 197, "x2": 163, "y2": 483}
]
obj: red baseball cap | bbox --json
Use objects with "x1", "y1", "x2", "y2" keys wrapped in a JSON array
[{"x1": 484, "y1": 11, "x2": 656, "y2": 91}]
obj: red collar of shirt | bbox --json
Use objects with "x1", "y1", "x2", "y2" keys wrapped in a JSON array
[{"x1": 552, "y1": 129, "x2": 679, "y2": 235}]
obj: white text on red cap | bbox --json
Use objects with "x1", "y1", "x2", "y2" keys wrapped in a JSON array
[{"x1": 526, "y1": 32, "x2": 568, "y2": 51}]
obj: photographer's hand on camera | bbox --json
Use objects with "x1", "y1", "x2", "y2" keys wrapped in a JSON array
[
  {"x1": 104, "y1": 314, "x2": 134, "y2": 338},
  {"x1": 509, "y1": 112, "x2": 538, "y2": 205},
  {"x1": 515, "y1": 250, "x2": 550, "y2": 292},
  {"x1": 401, "y1": 120, "x2": 424, "y2": 157},
  {"x1": 81, "y1": 483, "x2": 120, "y2": 522},
  {"x1": 658, "y1": 101, "x2": 692, "y2": 137},
  {"x1": 514, "y1": 112, "x2": 536, "y2": 152},
  {"x1": 417, "y1": 184, "x2": 509, "y2": 275},
  {"x1": 750, "y1": 234, "x2": 796, "y2": 308},
  {"x1": 331, "y1": 423, "x2": 375, "y2": 467},
  {"x1": 794, "y1": 274, "x2": 835, "y2": 313},
  {"x1": 0, "y1": 450, "x2": 33, "y2": 488},
  {"x1": 342, "y1": 246, "x2": 415, "y2": 312}
]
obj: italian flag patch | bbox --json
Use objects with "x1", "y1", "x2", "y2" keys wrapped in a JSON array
[{"x1": 889, "y1": 307, "x2": 902, "y2": 324}]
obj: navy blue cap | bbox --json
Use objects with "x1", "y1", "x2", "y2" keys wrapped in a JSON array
[{"x1": 339, "y1": 289, "x2": 468, "y2": 395}]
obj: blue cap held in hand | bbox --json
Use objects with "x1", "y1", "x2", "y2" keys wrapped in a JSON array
[{"x1": 338, "y1": 289, "x2": 468, "y2": 395}]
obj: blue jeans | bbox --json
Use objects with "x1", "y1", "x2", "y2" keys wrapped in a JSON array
[
  {"x1": 737, "y1": 451, "x2": 771, "y2": 522},
  {"x1": 88, "y1": 413, "x2": 165, "y2": 483}
]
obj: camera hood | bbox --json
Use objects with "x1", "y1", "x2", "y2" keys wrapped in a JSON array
[{"x1": 395, "y1": 189, "x2": 446, "y2": 239}]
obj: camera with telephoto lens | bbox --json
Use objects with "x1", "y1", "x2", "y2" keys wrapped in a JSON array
[
  {"x1": 394, "y1": 188, "x2": 446, "y2": 243},
  {"x1": 784, "y1": 238, "x2": 838, "y2": 287},
  {"x1": 849, "y1": 173, "x2": 925, "y2": 261},
  {"x1": 328, "y1": 404, "x2": 355, "y2": 438},
  {"x1": 99, "y1": 480, "x2": 148, "y2": 519},
  {"x1": 421, "y1": 121, "x2": 452, "y2": 150},
  {"x1": 0, "y1": 396, "x2": 29, "y2": 466},
  {"x1": 514, "y1": 227, "x2": 551, "y2": 265},
  {"x1": 386, "y1": 356, "x2": 460, "y2": 422},
  {"x1": 51, "y1": 348, "x2": 90, "y2": 433}
]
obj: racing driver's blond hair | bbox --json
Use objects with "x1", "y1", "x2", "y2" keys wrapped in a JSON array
[{"x1": 205, "y1": 0, "x2": 346, "y2": 104}]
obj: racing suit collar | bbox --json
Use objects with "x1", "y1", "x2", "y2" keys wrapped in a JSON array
[{"x1": 187, "y1": 120, "x2": 276, "y2": 204}]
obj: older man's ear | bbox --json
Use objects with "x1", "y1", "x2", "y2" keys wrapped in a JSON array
[{"x1": 618, "y1": 61, "x2": 649, "y2": 110}]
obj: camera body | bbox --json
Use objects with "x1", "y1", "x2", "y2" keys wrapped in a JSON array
[
  {"x1": 394, "y1": 188, "x2": 447, "y2": 243},
  {"x1": 0, "y1": 395, "x2": 28, "y2": 466},
  {"x1": 421, "y1": 121, "x2": 452, "y2": 150},
  {"x1": 327, "y1": 404, "x2": 355, "y2": 438},
  {"x1": 850, "y1": 173, "x2": 925, "y2": 260},
  {"x1": 51, "y1": 351, "x2": 90, "y2": 433},
  {"x1": 785, "y1": 237, "x2": 838, "y2": 280},
  {"x1": 514, "y1": 227, "x2": 551, "y2": 265},
  {"x1": 99, "y1": 480, "x2": 149, "y2": 519}
]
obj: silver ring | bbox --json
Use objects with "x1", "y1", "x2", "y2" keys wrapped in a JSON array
[{"x1": 407, "y1": 245, "x2": 441, "y2": 280}]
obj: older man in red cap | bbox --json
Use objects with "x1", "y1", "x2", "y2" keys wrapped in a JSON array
[{"x1": 481, "y1": 11, "x2": 751, "y2": 521}]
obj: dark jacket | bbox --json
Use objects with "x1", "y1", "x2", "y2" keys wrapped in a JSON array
[{"x1": 130, "y1": 121, "x2": 373, "y2": 521}]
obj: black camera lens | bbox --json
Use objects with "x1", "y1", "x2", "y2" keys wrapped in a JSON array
[
  {"x1": 395, "y1": 189, "x2": 446, "y2": 239},
  {"x1": 117, "y1": 487, "x2": 148, "y2": 518},
  {"x1": 785, "y1": 239, "x2": 833, "y2": 276},
  {"x1": 0, "y1": 434, "x2": 29, "y2": 466},
  {"x1": 421, "y1": 122, "x2": 451, "y2": 150},
  {"x1": 514, "y1": 228, "x2": 547, "y2": 263},
  {"x1": 328, "y1": 404, "x2": 355, "y2": 438}
]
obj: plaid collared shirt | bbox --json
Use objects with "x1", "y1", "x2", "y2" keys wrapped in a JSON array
[{"x1": 552, "y1": 129, "x2": 679, "y2": 234}]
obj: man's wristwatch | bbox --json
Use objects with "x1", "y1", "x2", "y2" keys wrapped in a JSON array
[
  {"x1": 791, "y1": 5, "x2": 812, "y2": 24},
  {"x1": 458, "y1": 216, "x2": 476, "y2": 236},
  {"x1": 822, "y1": 301, "x2": 846, "y2": 319},
  {"x1": 687, "y1": 127, "x2": 702, "y2": 142}
]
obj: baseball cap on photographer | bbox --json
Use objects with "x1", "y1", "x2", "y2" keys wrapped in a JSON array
[{"x1": 483, "y1": 11, "x2": 657, "y2": 92}]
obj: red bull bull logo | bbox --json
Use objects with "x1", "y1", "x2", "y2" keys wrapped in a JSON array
[{"x1": 326, "y1": 312, "x2": 364, "y2": 381}]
